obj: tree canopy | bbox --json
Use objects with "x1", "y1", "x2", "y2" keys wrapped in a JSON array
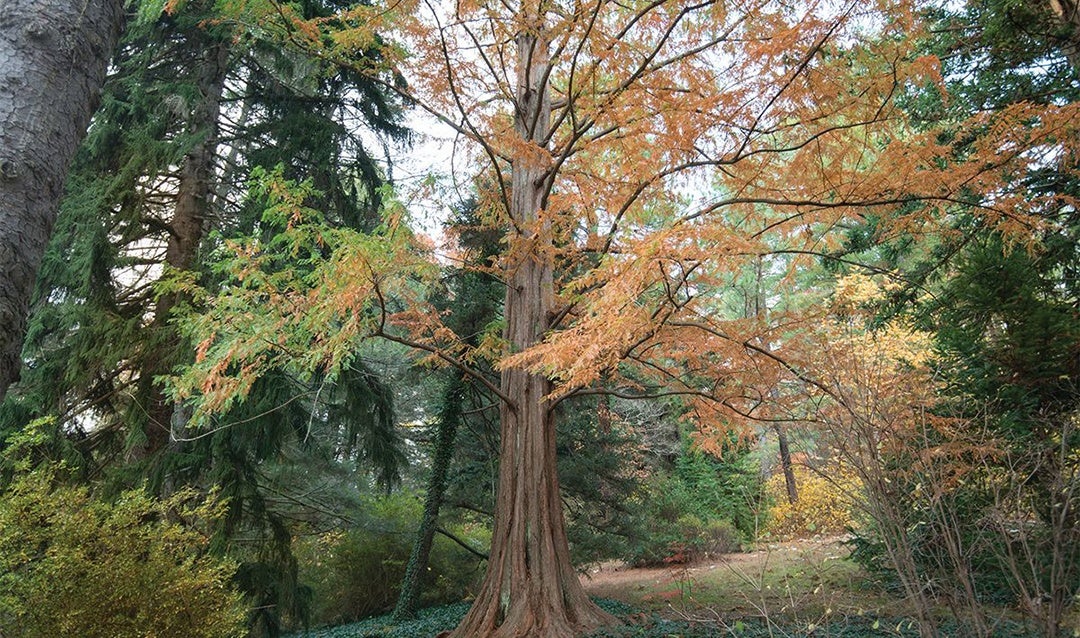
[
  {"x1": 158, "y1": 0, "x2": 1080, "y2": 636},
  {"x1": 2, "y1": 0, "x2": 1079, "y2": 636}
]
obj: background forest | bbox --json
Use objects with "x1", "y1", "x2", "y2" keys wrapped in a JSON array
[{"x1": 0, "y1": 0, "x2": 1078, "y2": 636}]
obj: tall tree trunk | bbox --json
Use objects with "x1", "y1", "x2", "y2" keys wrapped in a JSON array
[
  {"x1": 1047, "y1": 0, "x2": 1080, "y2": 70},
  {"x1": 0, "y1": 0, "x2": 125, "y2": 401},
  {"x1": 392, "y1": 378, "x2": 463, "y2": 621},
  {"x1": 133, "y1": 39, "x2": 230, "y2": 462},
  {"x1": 774, "y1": 424, "x2": 798, "y2": 504},
  {"x1": 449, "y1": 13, "x2": 614, "y2": 638},
  {"x1": 749, "y1": 255, "x2": 798, "y2": 505}
]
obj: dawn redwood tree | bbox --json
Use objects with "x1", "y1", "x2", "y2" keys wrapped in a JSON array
[
  {"x1": 171, "y1": 0, "x2": 1080, "y2": 635},
  {"x1": 0, "y1": 0, "x2": 124, "y2": 401}
]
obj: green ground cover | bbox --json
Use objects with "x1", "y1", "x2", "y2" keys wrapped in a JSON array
[{"x1": 285, "y1": 540, "x2": 1048, "y2": 638}]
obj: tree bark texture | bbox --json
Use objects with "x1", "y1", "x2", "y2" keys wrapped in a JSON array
[
  {"x1": 1047, "y1": 0, "x2": 1080, "y2": 70},
  {"x1": 774, "y1": 424, "x2": 798, "y2": 504},
  {"x1": 392, "y1": 378, "x2": 462, "y2": 621},
  {"x1": 0, "y1": 0, "x2": 125, "y2": 402},
  {"x1": 134, "y1": 38, "x2": 230, "y2": 462},
  {"x1": 448, "y1": 15, "x2": 615, "y2": 638}
]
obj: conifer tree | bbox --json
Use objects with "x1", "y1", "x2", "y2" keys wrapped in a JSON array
[{"x1": 3, "y1": 1, "x2": 409, "y2": 633}]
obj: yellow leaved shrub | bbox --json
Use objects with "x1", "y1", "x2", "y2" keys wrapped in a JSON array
[{"x1": 764, "y1": 464, "x2": 859, "y2": 540}]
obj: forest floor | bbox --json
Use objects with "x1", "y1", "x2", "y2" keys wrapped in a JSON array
[
  {"x1": 289, "y1": 537, "x2": 1060, "y2": 637},
  {"x1": 579, "y1": 536, "x2": 912, "y2": 630}
]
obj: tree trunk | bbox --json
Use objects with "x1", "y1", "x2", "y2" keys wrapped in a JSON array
[
  {"x1": 134, "y1": 38, "x2": 230, "y2": 462},
  {"x1": 448, "y1": 14, "x2": 615, "y2": 638},
  {"x1": 774, "y1": 424, "x2": 798, "y2": 504},
  {"x1": 1047, "y1": 0, "x2": 1080, "y2": 70},
  {"x1": 0, "y1": 0, "x2": 125, "y2": 401},
  {"x1": 392, "y1": 377, "x2": 463, "y2": 621}
]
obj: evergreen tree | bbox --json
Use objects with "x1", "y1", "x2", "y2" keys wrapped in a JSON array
[{"x1": 1, "y1": 1, "x2": 409, "y2": 633}]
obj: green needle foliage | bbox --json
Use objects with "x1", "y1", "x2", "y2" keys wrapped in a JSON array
[{"x1": 0, "y1": 1, "x2": 410, "y2": 634}]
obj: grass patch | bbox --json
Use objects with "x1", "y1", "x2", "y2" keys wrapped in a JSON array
[
  {"x1": 588, "y1": 539, "x2": 891, "y2": 620},
  {"x1": 652, "y1": 541, "x2": 887, "y2": 617},
  {"x1": 583, "y1": 539, "x2": 1046, "y2": 637}
]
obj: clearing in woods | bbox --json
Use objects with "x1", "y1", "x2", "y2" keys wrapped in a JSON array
[
  {"x1": 579, "y1": 537, "x2": 904, "y2": 627},
  {"x1": 286, "y1": 536, "x2": 1066, "y2": 637}
]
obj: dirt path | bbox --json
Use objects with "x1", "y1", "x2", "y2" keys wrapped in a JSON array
[
  {"x1": 578, "y1": 537, "x2": 877, "y2": 617},
  {"x1": 580, "y1": 562, "x2": 684, "y2": 600}
]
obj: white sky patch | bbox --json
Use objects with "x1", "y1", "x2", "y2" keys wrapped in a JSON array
[{"x1": 388, "y1": 112, "x2": 472, "y2": 244}]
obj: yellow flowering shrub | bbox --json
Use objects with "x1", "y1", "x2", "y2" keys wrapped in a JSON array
[{"x1": 763, "y1": 464, "x2": 859, "y2": 540}]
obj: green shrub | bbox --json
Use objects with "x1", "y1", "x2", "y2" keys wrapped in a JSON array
[
  {"x1": 626, "y1": 510, "x2": 740, "y2": 566},
  {"x1": 625, "y1": 480, "x2": 743, "y2": 566},
  {"x1": 662, "y1": 515, "x2": 741, "y2": 564},
  {"x1": 295, "y1": 492, "x2": 484, "y2": 627},
  {"x1": 672, "y1": 447, "x2": 762, "y2": 538},
  {"x1": 0, "y1": 467, "x2": 247, "y2": 638},
  {"x1": 624, "y1": 446, "x2": 760, "y2": 566}
]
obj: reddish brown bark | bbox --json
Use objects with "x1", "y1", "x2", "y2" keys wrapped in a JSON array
[
  {"x1": 448, "y1": 16, "x2": 615, "y2": 638},
  {"x1": 133, "y1": 40, "x2": 230, "y2": 460}
]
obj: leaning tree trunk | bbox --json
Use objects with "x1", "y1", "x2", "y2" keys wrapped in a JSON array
[
  {"x1": 0, "y1": 0, "x2": 125, "y2": 402},
  {"x1": 392, "y1": 377, "x2": 463, "y2": 621},
  {"x1": 774, "y1": 424, "x2": 798, "y2": 504},
  {"x1": 448, "y1": 13, "x2": 615, "y2": 638},
  {"x1": 133, "y1": 38, "x2": 230, "y2": 463}
]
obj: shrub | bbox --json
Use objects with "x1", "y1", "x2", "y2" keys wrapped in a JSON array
[
  {"x1": 0, "y1": 467, "x2": 247, "y2": 638},
  {"x1": 295, "y1": 492, "x2": 484, "y2": 628},
  {"x1": 669, "y1": 515, "x2": 741, "y2": 563},
  {"x1": 624, "y1": 463, "x2": 750, "y2": 567},
  {"x1": 622, "y1": 442, "x2": 762, "y2": 567},
  {"x1": 763, "y1": 464, "x2": 857, "y2": 540}
]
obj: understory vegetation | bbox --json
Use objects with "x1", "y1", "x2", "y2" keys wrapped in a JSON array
[
  {"x1": 284, "y1": 598, "x2": 1047, "y2": 638},
  {"x1": 1, "y1": 0, "x2": 1078, "y2": 635}
]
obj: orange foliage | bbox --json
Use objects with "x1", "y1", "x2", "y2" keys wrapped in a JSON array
[
  {"x1": 165, "y1": 1, "x2": 1080, "y2": 635},
  {"x1": 187, "y1": 0, "x2": 1080, "y2": 441}
]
